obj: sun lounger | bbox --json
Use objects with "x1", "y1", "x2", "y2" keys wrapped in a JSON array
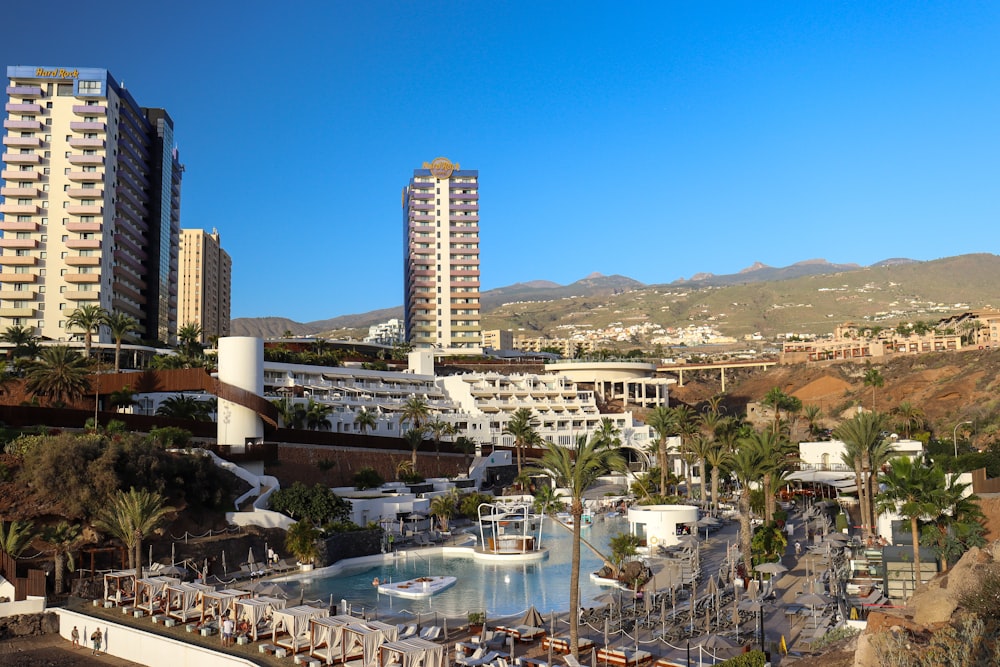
[
  {"x1": 397, "y1": 623, "x2": 418, "y2": 640},
  {"x1": 542, "y1": 636, "x2": 594, "y2": 655},
  {"x1": 495, "y1": 625, "x2": 545, "y2": 642},
  {"x1": 595, "y1": 648, "x2": 653, "y2": 667},
  {"x1": 419, "y1": 625, "x2": 442, "y2": 641}
]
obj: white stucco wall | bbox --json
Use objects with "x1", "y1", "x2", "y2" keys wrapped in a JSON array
[{"x1": 627, "y1": 504, "x2": 700, "y2": 547}]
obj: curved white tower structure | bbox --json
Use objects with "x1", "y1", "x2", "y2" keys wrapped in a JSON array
[{"x1": 217, "y1": 336, "x2": 264, "y2": 451}]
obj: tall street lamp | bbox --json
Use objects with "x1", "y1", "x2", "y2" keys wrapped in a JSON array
[{"x1": 953, "y1": 421, "x2": 973, "y2": 457}]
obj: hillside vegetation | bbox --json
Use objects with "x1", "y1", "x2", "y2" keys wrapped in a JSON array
[{"x1": 233, "y1": 254, "x2": 1000, "y2": 341}]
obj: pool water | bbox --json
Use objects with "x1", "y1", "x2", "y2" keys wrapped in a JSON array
[{"x1": 290, "y1": 516, "x2": 629, "y2": 617}]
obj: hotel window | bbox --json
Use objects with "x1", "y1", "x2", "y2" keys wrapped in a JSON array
[
  {"x1": 79, "y1": 81, "x2": 101, "y2": 94},
  {"x1": 57, "y1": 84, "x2": 73, "y2": 96}
]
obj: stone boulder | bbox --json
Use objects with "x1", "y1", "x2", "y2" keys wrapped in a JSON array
[{"x1": 905, "y1": 543, "x2": 996, "y2": 626}]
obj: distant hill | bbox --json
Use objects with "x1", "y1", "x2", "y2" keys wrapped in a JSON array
[{"x1": 232, "y1": 254, "x2": 1000, "y2": 340}]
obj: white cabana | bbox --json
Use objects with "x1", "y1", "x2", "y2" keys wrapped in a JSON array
[
  {"x1": 103, "y1": 571, "x2": 136, "y2": 605},
  {"x1": 201, "y1": 588, "x2": 252, "y2": 621},
  {"x1": 135, "y1": 576, "x2": 179, "y2": 615},
  {"x1": 342, "y1": 621, "x2": 399, "y2": 667},
  {"x1": 272, "y1": 604, "x2": 330, "y2": 654},
  {"x1": 378, "y1": 638, "x2": 445, "y2": 667},
  {"x1": 165, "y1": 582, "x2": 206, "y2": 621},
  {"x1": 236, "y1": 596, "x2": 287, "y2": 642},
  {"x1": 309, "y1": 615, "x2": 358, "y2": 665}
]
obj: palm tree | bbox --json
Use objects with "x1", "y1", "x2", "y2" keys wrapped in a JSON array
[
  {"x1": 875, "y1": 457, "x2": 942, "y2": 590},
  {"x1": 109, "y1": 386, "x2": 137, "y2": 413},
  {"x1": 528, "y1": 435, "x2": 625, "y2": 660},
  {"x1": 0, "y1": 324, "x2": 40, "y2": 361},
  {"x1": 503, "y1": 408, "x2": 538, "y2": 474},
  {"x1": 863, "y1": 365, "x2": 884, "y2": 411},
  {"x1": 432, "y1": 418, "x2": 457, "y2": 461},
  {"x1": 23, "y1": 346, "x2": 91, "y2": 406},
  {"x1": 354, "y1": 408, "x2": 378, "y2": 435},
  {"x1": 454, "y1": 435, "x2": 477, "y2": 473},
  {"x1": 429, "y1": 490, "x2": 458, "y2": 532},
  {"x1": 41, "y1": 522, "x2": 82, "y2": 594},
  {"x1": 156, "y1": 395, "x2": 212, "y2": 421},
  {"x1": 686, "y1": 434, "x2": 716, "y2": 505},
  {"x1": 95, "y1": 487, "x2": 175, "y2": 581},
  {"x1": 672, "y1": 405, "x2": 698, "y2": 499},
  {"x1": 645, "y1": 406, "x2": 676, "y2": 495},
  {"x1": 403, "y1": 427, "x2": 426, "y2": 467},
  {"x1": 728, "y1": 444, "x2": 768, "y2": 575},
  {"x1": 921, "y1": 474, "x2": 986, "y2": 571},
  {"x1": 65, "y1": 304, "x2": 106, "y2": 360},
  {"x1": 0, "y1": 519, "x2": 35, "y2": 557},
  {"x1": 177, "y1": 322, "x2": 204, "y2": 358},
  {"x1": 835, "y1": 412, "x2": 886, "y2": 540},
  {"x1": 594, "y1": 417, "x2": 622, "y2": 449},
  {"x1": 704, "y1": 441, "x2": 732, "y2": 516},
  {"x1": 803, "y1": 405, "x2": 823, "y2": 438},
  {"x1": 285, "y1": 520, "x2": 320, "y2": 565},
  {"x1": 893, "y1": 402, "x2": 926, "y2": 439},
  {"x1": 400, "y1": 396, "x2": 430, "y2": 434},
  {"x1": 761, "y1": 387, "x2": 801, "y2": 435},
  {"x1": 531, "y1": 484, "x2": 565, "y2": 516},
  {"x1": 745, "y1": 428, "x2": 796, "y2": 522},
  {"x1": 104, "y1": 312, "x2": 138, "y2": 372},
  {"x1": 305, "y1": 399, "x2": 333, "y2": 430}
]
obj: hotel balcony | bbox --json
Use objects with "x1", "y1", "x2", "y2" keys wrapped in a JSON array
[
  {"x1": 64, "y1": 255, "x2": 101, "y2": 267},
  {"x1": 3, "y1": 136, "x2": 42, "y2": 149},
  {"x1": 66, "y1": 205, "x2": 103, "y2": 215},
  {"x1": 410, "y1": 214, "x2": 434, "y2": 222},
  {"x1": 450, "y1": 192, "x2": 479, "y2": 200},
  {"x1": 114, "y1": 250, "x2": 145, "y2": 272},
  {"x1": 67, "y1": 171, "x2": 103, "y2": 182},
  {"x1": 64, "y1": 273, "x2": 101, "y2": 284},
  {"x1": 0, "y1": 204, "x2": 39, "y2": 215},
  {"x1": 0, "y1": 273, "x2": 37, "y2": 283},
  {"x1": 410, "y1": 181, "x2": 434, "y2": 189},
  {"x1": 6, "y1": 86, "x2": 43, "y2": 98},
  {"x1": 450, "y1": 204, "x2": 479, "y2": 211},
  {"x1": 67, "y1": 188, "x2": 104, "y2": 199},
  {"x1": 2, "y1": 256, "x2": 38, "y2": 266},
  {"x1": 0, "y1": 307, "x2": 36, "y2": 318},
  {"x1": 450, "y1": 215, "x2": 479, "y2": 222},
  {"x1": 66, "y1": 221, "x2": 102, "y2": 233},
  {"x1": 67, "y1": 154, "x2": 104, "y2": 166},
  {"x1": 72, "y1": 105, "x2": 107, "y2": 116},
  {"x1": 65, "y1": 289, "x2": 100, "y2": 301},
  {"x1": 5, "y1": 103, "x2": 42, "y2": 114},
  {"x1": 68, "y1": 137, "x2": 105, "y2": 149},
  {"x1": 2, "y1": 153, "x2": 41, "y2": 164},
  {"x1": 65, "y1": 239, "x2": 101, "y2": 250},
  {"x1": 0, "y1": 238, "x2": 39, "y2": 249},
  {"x1": 0, "y1": 290, "x2": 36, "y2": 300},
  {"x1": 69, "y1": 121, "x2": 106, "y2": 133},
  {"x1": 0, "y1": 221, "x2": 38, "y2": 232},
  {"x1": 412, "y1": 203, "x2": 433, "y2": 212},
  {"x1": 1, "y1": 187, "x2": 40, "y2": 198},
  {"x1": 1, "y1": 169, "x2": 41, "y2": 181},
  {"x1": 3, "y1": 120, "x2": 43, "y2": 132},
  {"x1": 410, "y1": 191, "x2": 433, "y2": 199}
]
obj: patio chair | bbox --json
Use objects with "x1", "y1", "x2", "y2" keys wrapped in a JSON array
[{"x1": 419, "y1": 625, "x2": 442, "y2": 641}]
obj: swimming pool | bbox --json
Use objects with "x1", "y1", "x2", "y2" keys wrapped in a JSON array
[{"x1": 289, "y1": 516, "x2": 629, "y2": 617}]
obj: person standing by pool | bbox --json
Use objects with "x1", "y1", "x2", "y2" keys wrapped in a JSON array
[
  {"x1": 91, "y1": 627, "x2": 102, "y2": 655},
  {"x1": 70, "y1": 625, "x2": 79, "y2": 649}
]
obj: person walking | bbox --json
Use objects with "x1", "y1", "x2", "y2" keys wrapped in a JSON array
[
  {"x1": 70, "y1": 625, "x2": 80, "y2": 649},
  {"x1": 794, "y1": 541, "x2": 802, "y2": 557},
  {"x1": 91, "y1": 627, "x2": 102, "y2": 655}
]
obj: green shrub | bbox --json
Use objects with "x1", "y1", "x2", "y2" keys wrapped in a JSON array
[
  {"x1": 147, "y1": 426, "x2": 192, "y2": 449},
  {"x1": 717, "y1": 650, "x2": 766, "y2": 667},
  {"x1": 353, "y1": 467, "x2": 383, "y2": 490}
]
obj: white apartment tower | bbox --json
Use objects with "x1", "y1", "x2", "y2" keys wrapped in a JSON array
[
  {"x1": 1, "y1": 66, "x2": 180, "y2": 344},
  {"x1": 178, "y1": 228, "x2": 231, "y2": 342},
  {"x1": 402, "y1": 157, "x2": 481, "y2": 350}
]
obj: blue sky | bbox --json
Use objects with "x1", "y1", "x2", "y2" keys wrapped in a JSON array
[{"x1": 5, "y1": 2, "x2": 1000, "y2": 322}]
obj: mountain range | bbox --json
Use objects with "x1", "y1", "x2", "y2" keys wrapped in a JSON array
[{"x1": 231, "y1": 254, "x2": 1000, "y2": 340}]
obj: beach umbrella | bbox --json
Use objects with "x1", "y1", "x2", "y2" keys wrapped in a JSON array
[
  {"x1": 644, "y1": 589, "x2": 652, "y2": 615},
  {"x1": 520, "y1": 605, "x2": 544, "y2": 628},
  {"x1": 695, "y1": 633, "x2": 738, "y2": 651},
  {"x1": 171, "y1": 542, "x2": 175, "y2": 565},
  {"x1": 796, "y1": 592, "x2": 832, "y2": 626},
  {"x1": 591, "y1": 646, "x2": 598, "y2": 667},
  {"x1": 732, "y1": 600, "x2": 740, "y2": 641},
  {"x1": 442, "y1": 616, "x2": 448, "y2": 639},
  {"x1": 149, "y1": 544, "x2": 153, "y2": 570},
  {"x1": 202, "y1": 558, "x2": 208, "y2": 582},
  {"x1": 550, "y1": 610, "x2": 556, "y2": 637},
  {"x1": 222, "y1": 551, "x2": 227, "y2": 576},
  {"x1": 603, "y1": 618, "x2": 609, "y2": 647},
  {"x1": 248, "y1": 547, "x2": 256, "y2": 572},
  {"x1": 753, "y1": 562, "x2": 787, "y2": 575}
]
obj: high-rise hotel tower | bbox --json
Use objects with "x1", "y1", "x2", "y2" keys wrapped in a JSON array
[
  {"x1": 402, "y1": 157, "x2": 481, "y2": 350},
  {"x1": 1, "y1": 66, "x2": 181, "y2": 344},
  {"x1": 178, "y1": 228, "x2": 232, "y2": 343}
]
